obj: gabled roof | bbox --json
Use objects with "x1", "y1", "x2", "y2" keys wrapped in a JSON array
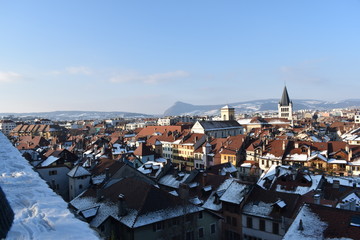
[
  {"x1": 279, "y1": 86, "x2": 291, "y2": 106},
  {"x1": 134, "y1": 143, "x2": 154, "y2": 157},
  {"x1": 70, "y1": 177, "x2": 203, "y2": 228},
  {"x1": 91, "y1": 158, "x2": 125, "y2": 177},
  {"x1": 67, "y1": 165, "x2": 91, "y2": 178},
  {"x1": 40, "y1": 156, "x2": 59, "y2": 167}
]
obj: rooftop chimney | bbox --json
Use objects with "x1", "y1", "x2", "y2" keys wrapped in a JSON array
[
  {"x1": 105, "y1": 168, "x2": 110, "y2": 181},
  {"x1": 118, "y1": 194, "x2": 127, "y2": 217},
  {"x1": 96, "y1": 187, "x2": 104, "y2": 202},
  {"x1": 178, "y1": 183, "x2": 189, "y2": 200},
  {"x1": 201, "y1": 173, "x2": 207, "y2": 187},
  {"x1": 314, "y1": 194, "x2": 321, "y2": 205}
]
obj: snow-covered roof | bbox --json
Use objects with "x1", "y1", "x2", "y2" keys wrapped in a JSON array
[
  {"x1": 137, "y1": 161, "x2": 164, "y2": 178},
  {"x1": 189, "y1": 182, "x2": 199, "y2": 188},
  {"x1": 325, "y1": 176, "x2": 360, "y2": 188},
  {"x1": 203, "y1": 185, "x2": 212, "y2": 192},
  {"x1": 67, "y1": 165, "x2": 91, "y2": 178},
  {"x1": 189, "y1": 197, "x2": 203, "y2": 205},
  {"x1": 286, "y1": 153, "x2": 308, "y2": 161},
  {"x1": 257, "y1": 164, "x2": 279, "y2": 188},
  {"x1": 169, "y1": 190, "x2": 178, "y2": 196},
  {"x1": 243, "y1": 201, "x2": 273, "y2": 218},
  {"x1": 80, "y1": 206, "x2": 100, "y2": 219},
  {"x1": 237, "y1": 119, "x2": 252, "y2": 125},
  {"x1": 308, "y1": 153, "x2": 328, "y2": 162},
  {"x1": 92, "y1": 174, "x2": 105, "y2": 185},
  {"x1": 283, "y1": 204, "x2": 328, "y2": 240},
  {"x1": 275, "y1": 175, "x2": 323, "y2": 195},
  {"x1": 70, "y1": 182, "x2": 203, "y2": 229},
  {"x1": 40, "y1": 155, "x2": 59, "y2": 167},
  {"x1": 274, "y1": 199, "x2": 286, "y2": 208},
  {"x1": 220, "y1": 181, "x2": 247, "y2": 205},
  {"x1": 155, "y1": 158, "x2": 167, "y2": 163},
  {"x1": 0, "y1": 133, "x2": 99, "y2": 239},
  {"x1": 327, "y1": 159, "x2": 347, "y2": 164},
  {"x1": 241, "y1": 162, "x2": 252, "y2": 168},
  {"x1": 336, "y1": 192, "x2": 360, "y2": 209},
  {"x1": 158, "y1": 172, "x2": 190, "y2": 189},
  {"x1": 202, "y1": 178, "x2": 234, "y2": 211}
]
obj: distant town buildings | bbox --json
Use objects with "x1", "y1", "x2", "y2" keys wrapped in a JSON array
[
  {"x1": 0, "y1": 120, "x2": 16, "y2": 135},
  {"x1": 2, "y1": 85, "x2": 360, "y2": 239}
]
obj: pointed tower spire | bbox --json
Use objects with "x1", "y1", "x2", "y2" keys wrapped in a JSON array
[{"x1": 279, "y1": 86, "x2": 291, "y2": 106}]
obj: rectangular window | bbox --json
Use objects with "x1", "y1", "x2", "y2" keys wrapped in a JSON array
[
  {"x1": 198, "y1": 228, "x2": 204, "y2": 238},
  {"x1": 246, "y1": 217, "x2": 253, "y2": 228},
  {"x1": 272, "y1": 222, "x2": 279, "y2": 234},
  {"x1": 210, "y1": 223, "x2": 216, "y2": 234},
  {"x1": 226, "y1": 216, "x2": 231, "y2": 224},
  {"x1": 198, "y1": 211, "x2": 203, "y2": 219},
  {"x1": 259, "y1": 219, "x2": 265, "y2": 231}
]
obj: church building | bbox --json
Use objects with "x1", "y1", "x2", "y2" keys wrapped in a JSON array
[{"x1": 278, "y1": 86, "x2": 293, "y2": 120}]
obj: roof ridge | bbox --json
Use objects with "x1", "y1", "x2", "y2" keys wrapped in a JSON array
[{"x1": 131, "y1": 186, "x2": 152, "y2": 228}]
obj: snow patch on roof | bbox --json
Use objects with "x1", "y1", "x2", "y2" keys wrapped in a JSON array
[
  {"x1": 275, "y1": 175, "x2": 323, "y2": 195},
  {"x1": 40, "y1": 156, "x2": 59, "y2": 167},
  {"x1": 158, "y1": 173, "x2": 190, "y2": 189},
  {"x1": 220, "y1": 181, "x2": 247, "y2": 205},
  {"x1": 283, "y1": 205, "x2": 328, "y2": 240},
  {"x1": 243, "y1": 201, "x2": 273, "y2": 218},
  {"x1": 68, "y1": 165, "x2": 91, "y2": 178}
]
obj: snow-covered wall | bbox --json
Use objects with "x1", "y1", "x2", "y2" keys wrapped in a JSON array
[
  {"x1": 0, "y1": 132, "x2": 100, "y2": 240},
  {"x1": 0, "y1": 185, "x2": 14, "y2": 239}
]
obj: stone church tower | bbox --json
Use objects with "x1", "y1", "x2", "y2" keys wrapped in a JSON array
[
  {"x1": 221, "y1": 105, "x2": 235, "y2": 121},
  {"x1": 278, "y1": 86, "x2": 293, "y2": 120}
]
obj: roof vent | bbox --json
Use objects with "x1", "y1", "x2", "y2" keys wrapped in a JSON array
[{"x1": 298, "y1": 219, "x2": 304, "y2": 231}]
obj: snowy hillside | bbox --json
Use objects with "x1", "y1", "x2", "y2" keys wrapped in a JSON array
[
  {"x1": 0, "y1": 110, "x2": 153, "y2": 121},
  {"x1": 0, "y1": 133, "x2": 100, "y2": 240},
  {"x1": 164, "y1": 99, "x2": 360, "y2": 116}
]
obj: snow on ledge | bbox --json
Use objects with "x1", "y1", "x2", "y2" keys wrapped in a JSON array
[{"x1": 0, "y1": 133, "x2": 99, "y2": 240}]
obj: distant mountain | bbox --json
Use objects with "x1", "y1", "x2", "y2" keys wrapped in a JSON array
[
  {"x1": 164, "y1": 99, "x2": 360, "y2": 116},
  {"x1": 0, "y1": 111, "x2": 153, "y2": 121}
]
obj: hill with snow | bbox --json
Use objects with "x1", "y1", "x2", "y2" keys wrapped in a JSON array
[
  {"x1": 0, "y1": 110, "x2": 153, "y2": 121},
  {"x1": 164, "y1": 99, "x2": 360, "y2": 116}
]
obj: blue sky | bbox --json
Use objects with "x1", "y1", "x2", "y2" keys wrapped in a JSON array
[{"x1": 0, "y1": 0, "x2": 359, "y2": 114}]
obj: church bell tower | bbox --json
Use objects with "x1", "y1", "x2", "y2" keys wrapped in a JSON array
[{"x1": 278, "y1": 86, "x2": 293, "y2": 120}]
